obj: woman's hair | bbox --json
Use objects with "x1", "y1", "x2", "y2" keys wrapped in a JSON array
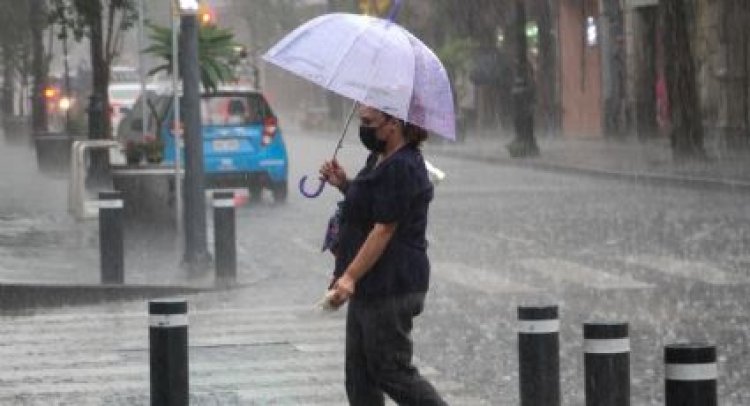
[
  {"x1": 382, "y1": 112, "x2": 428, "y2": 147},
  {"x1": 402, "y1": 121, "x2": 429, "y2": 147}
]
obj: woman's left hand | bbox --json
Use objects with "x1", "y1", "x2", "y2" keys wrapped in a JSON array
[{"x1": 328, "y1": 273, "x2": 355, "y2": 308}]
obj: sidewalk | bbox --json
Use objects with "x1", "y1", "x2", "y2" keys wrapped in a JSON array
[
  {"x1": 0, "y1": 128, "x2": 216, "y2": 303},
  {"x1": 425, "y1": 131, "x2": 750, "y2": 191}
]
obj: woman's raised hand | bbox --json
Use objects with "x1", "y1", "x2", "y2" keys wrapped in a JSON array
[{"x1": 319, "y1": 159, "x2": 348, "y2": 190}]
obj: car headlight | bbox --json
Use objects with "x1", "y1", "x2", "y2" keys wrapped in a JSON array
[{"x1": 59, "y1": 97, "x2": 73, "y2": 111}]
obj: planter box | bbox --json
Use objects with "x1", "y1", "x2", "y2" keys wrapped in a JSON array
[{"x1": 34, "y1": 132, "x2": 81, "y2": 176}]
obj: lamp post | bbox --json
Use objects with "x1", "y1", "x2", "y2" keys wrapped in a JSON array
[
  {"x1": 177, "y1": 0, "x2": 211, "y2": 275},
  {"x1": 171, "y1": 0, "x2": 184, "y2": 255},
  {"x1": 506, "y1": 0, "x2": 539, "y2": 158}
]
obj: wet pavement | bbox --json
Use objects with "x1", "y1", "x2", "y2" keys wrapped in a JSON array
[
  {"x1": 425, "y1": 130, "x2": 750, "y2": 191},
  {"x1": 0, "y1": 124, "x2": 749, "y2": 404}
]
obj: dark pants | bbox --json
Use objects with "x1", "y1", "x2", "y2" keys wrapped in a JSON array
[{"x1": 345, "y1": 292, "x2": 447, "y2": 406}]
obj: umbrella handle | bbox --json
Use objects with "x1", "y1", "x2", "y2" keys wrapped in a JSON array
[
  {"x1": 299, "y1": 175, "x2": 326, "y2": 198},
  {"x1": 387, "y1": 0, "x2": 403, "y2": 22}
]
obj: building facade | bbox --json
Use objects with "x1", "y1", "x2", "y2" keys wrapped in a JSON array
[{"x1": 556, "y1": 0, "x2": 750, "y2": 145}]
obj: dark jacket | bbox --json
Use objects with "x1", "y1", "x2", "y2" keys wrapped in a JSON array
[{"x1": 334, "y1": 145, "x2": 434, "y2": 299}]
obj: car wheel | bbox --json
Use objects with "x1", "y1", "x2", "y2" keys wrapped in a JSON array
[
  {"x1": 272, "y1": 182, "x2": 288, "y2": 204},
  {"x1": 248, "y1": 182, "x2": 263, "y2": 203}
]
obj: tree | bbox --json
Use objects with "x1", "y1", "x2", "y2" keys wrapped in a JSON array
[
  {"x1": 506, "y1": 0, "x2": 539, "y2": 157},
  {"x1": 30, "y1": 0, "x2": 49, "y2": 133},
  {"x1": 662, "y1": 0, "x2": 706, "y2": 159},
  {"x1": 532, "y1": 0, "x2": 558, "y2": 136},
  {"x1": 431, "y1": 0, "x2": 512, "y2": 131},
  {"x1": 633, "y1": 6, "x2": 658, "y2": 140},
  {"x1": 600, "y1": 0, "x2": 626, "y2": 137},
  {"x1": 0, "y1": 0, "x2": 30, "y2": 117},
  {"x1": 144, "y1": 22, "x2": 239, "y2": 93},
  {"x1": 49, "y1": 0, "x2": 138, "y2": 139}
]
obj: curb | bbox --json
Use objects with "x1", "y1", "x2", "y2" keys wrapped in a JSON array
[
  {"x1": 430, "y1": 148, "x2": 750, "y2": 194},
  {"x1": 0, "y1": 282, "x2": 242, "y2": 311}
]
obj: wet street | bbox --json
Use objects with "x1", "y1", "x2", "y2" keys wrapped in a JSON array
[{"x1": 1, "y1": 128, "x2": 749, "y2": 404}]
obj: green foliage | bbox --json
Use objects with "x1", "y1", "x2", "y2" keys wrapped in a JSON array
[
  {"x1": 436, "y1": 37, "x2": 477, "y2": 109},
  {"x1": 126, "y1": 135, "x2": 164, "y2": 164},
  {"x1": 437, "y1": 37, "x2": 477, "y2": 79},
  {"x1": 0, "y1": 0, "x2": 31, "y2": 80},
  {"x1": 49, "y1": 0, "x2": 137, "y2": 43},
  {"x1": 144, "y1": 23, "x2": 240, "y2": 94}
]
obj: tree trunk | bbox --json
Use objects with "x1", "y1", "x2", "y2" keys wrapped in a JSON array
[
  {"x1": 1, "y1": 41, "x2": 14, "y2": 116},
  {"x1": 30, "y1": 0, "x2": 48, "y2": 134},
  {"x1": 634, "y1": 6, "x2": 658, "y2": 140},
  {"x1": 534, "y1": 0, "x2": 558, "y2": 136},
  {"x1": 88, "y1": 0, "x2": 110, "y2": 139},
  {"x1": 600, "y1": 0, "x2": 626, "y2": 137},
  {"x1": 662, "y1": 0, "x2": 706, "y2": 159},
  {"x1": 507, "y1": 0, "x2": 539, "y2": 157},
  {"x1": 717, "y1": 0, "x2": 750, "y2": 146},
  {"x1": 86, "y1": 0, "x2": 111, "y2": 187}
]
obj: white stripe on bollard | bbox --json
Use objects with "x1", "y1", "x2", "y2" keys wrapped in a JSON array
[
  {"x1": 88, "y1": 199, "x2": 124, "y2": 209},
  {"x1": 518, "y1": 319, "x2": 560, "y2": 334},
  {"x1": 149, "y1": 314, "x2": 189, "y2": 328},
  {"x1": 584, "y1": 338, "x2": 631, "y2": 354},
  {"x1": 213, "y1": 199, "x2": 234, "y2": 208},
  {"x1": 665, "y1": 363, "x2": 718, "y2": 381}
]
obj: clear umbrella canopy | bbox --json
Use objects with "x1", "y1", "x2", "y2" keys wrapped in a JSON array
[{"x1": 263, "y1": 12, "x2": 456, "y2": 140}]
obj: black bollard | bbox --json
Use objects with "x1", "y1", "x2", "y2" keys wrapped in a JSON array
[
  {"x1": 149, "y1": 299, "x2": 189, "y2": 406},
  {"x1": 99, "y1": 191, "x2": 124, "y2": 284},
  {"x1": 665, "y1": 343, "x2": 717, "y2": 406},
  {"x1": 518, "y1": 305, "x2": 560, "y2": 406},
  {"x1": 584, "y1": 322, "x2": 630, "y2": 406},
  {"x1": 213, "y1": 191, "x2": 236, "y2": 286}
]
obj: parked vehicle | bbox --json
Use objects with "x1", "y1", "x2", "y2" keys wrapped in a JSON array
[
  {"x1": 108, "y1": 82, "x2": 141, "y2": 131},
  {"x1": 108, "y1": 66, "x2": 164, "y2": 134},
  {"x1": 115, "y1": 85, "x2": 289, "y2": 203}
]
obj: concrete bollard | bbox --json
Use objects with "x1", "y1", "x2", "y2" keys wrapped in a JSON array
[
  {"x1": 665, "y1": 343, "x2": 717, "y2": 406},
  {"x1": 212, "y1": 191, "x2": 237, "y2": 286},
  {"x1": 518, "y1": 305, "x2": 560, "y2": 406},
  {"x1": 583, "y1": 322, "x2": 630, "y2": 406},
  {"x1": 149, "y1": 298, "x2": 189, "y2": 406},
  {"x1": 98, "y1": 191, "x2": 124, "y2": 284}
]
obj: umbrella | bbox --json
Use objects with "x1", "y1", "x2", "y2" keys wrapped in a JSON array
[{"x1": 263, "y1": 5, "x2": 456, "y2": 197}]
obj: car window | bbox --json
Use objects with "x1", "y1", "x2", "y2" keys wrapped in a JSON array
[
  {"x1": 200, "y1": 94, "x2": 271, "y2": 126},
  {"x1": 110, "y1": 88, "x2": 140, "y2": 101}
]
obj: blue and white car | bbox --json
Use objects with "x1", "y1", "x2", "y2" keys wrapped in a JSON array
[{"x1": 117, "y1": 86, "x2": 289, "y2": 203}]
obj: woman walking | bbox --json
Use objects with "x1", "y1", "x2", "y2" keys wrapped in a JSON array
[{"x1": 320, "y1": 105, "x2": 447, "y2": 406}]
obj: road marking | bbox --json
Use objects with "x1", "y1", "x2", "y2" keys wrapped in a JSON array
[
  {"x1": 624, "y1": 255, "x2": 747, "y2": 285},
  {"x1": 519, "y1": 258, "x2": 654, "y2": 290},
  {"x1": 0, "y1": 304, "x2": 485, "y2": 404},
  {"x1": 432, "y1": 261, "x2": 539, "y2": 294}
]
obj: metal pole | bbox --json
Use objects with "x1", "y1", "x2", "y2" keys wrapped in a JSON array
[
  {"x1": 138, "y1": 0, "x2": 147, "y2": 141},
  {"x1": 171, "y1": 1, "x2": 183, "y2": 248},
  {"x1": 180, "y1": 8, "x2": 211, "y2": 274},
  {"x1": 583, "y1": 322, "x2": 630, "y2": 406},
  {"x1": 62, "y1": 27, "x2": 71, "y2": 132},
  {"x1": 665, "y1": 344, "x2": 717, "y2": 406},
  {"x1": 518, "y1": 305, "x2": 560, "y2": 406},
  {"x1": 212, "y1": 191, "x2": 237, "y2": 286},
  {"x1": 98, "y1": 191, "x2": 124, "y2": 284},
  {"x1": 149, "y1": 298, "x2": 189, "y2": 405}
]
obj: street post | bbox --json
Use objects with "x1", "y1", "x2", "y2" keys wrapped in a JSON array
[{"x1": 178, "y1": 0, "x2": 211, "y2": 275}]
